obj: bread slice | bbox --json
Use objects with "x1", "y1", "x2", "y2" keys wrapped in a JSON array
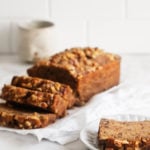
[
  {"x1": 27, "y1": 47, "x2": 120, "y2": 105},
  {"x1": 98, "y1": 119, "x2": 150, "y2": 150},
  {"x1": 11, "y1": 76, "x2": 75, "y2": 108},
  {"x1": 0, "y1": 103, "x2": 56, "y2": 129},
  {"x1": 1, "y1": 85, "x2": 67, "y2": 117}
]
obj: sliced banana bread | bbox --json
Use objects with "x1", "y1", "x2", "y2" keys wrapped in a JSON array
[
  {"x1": 11, "y1": 76, "x2": 75, "y2": 108},
  {"x1": 1, "y1": 85, "x2": 67, "y2": 117},
  {"x1": 0, "y1": 103, "x2": 56, "y2": 129},
  {"x1": 98, "y1": 118, "x2": 150, "y2": 150}
]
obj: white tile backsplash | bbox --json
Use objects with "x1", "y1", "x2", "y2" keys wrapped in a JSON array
[
  {"x1": 0, "y1": 0, "x2": 49, "y2": 18},
  {"x1": 51, "y1": 0, "x2": 124, "y2": 20},
  {"x1": 44, "y1": 20, "x2": 87, "y2": 53},
  {"x1": 1, "y1": 0, "x2": 150, "y2": 53},
  {"x1": 89, "y1": 20, "x2": 150, "y2": 53},
  {"x1": 127, "y1": 0, "x2": 150, "y2": 19}
]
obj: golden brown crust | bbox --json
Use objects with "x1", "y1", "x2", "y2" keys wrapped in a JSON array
[
  {"x1": 11, "y1": 76, "x2": 75, "y2": 108},
  {"x1": 1, "y1": 85, "x2": 67, "y2": 117},
  {"x1": 27, "y1": 47, "x2": 121, "y2": 105},
  {"x1": 28, "y1": 47, "x2": 120, "y2": 79},
  {"x1": 0, "y1": 103, "x2": 56, "y2": 129},
  {"x1": 98, "y1": 119, "x2": 150, "y2": 150}
]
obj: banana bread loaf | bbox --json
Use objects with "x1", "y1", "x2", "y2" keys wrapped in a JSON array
[
  {"x1": 1, "y1": 85, "x2": 67, "y2": 117},
  {"x1": 0, "y1": 103, "x2": 56, "y2": 129},
  {"x1": 98, "y1": 118, "x2": 150, "y2": 150},
  {"x1": 11, "y1": 76, "x2": 75, "y2": 108},
  {"x1": 27, "y1": 47, "x2": 121, "y2": 105}
]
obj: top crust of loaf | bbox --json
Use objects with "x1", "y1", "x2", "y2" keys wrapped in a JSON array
[{"x1": 30, "y1": 47, "x2": 120, "y2": 78}]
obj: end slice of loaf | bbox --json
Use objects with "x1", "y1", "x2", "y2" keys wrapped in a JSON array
[
  {"x1": 98, "y1": 118, "x2": 150, "y2": 150},
  {"x1": 1, "y1": 85, "x2": 67, "y2": 117},
  {"x1": 0, "y1": 103, "x2": 56, "y2": 129},
  {"x1": 11, "y1": 76, "x2": 75, "y2": 108}
]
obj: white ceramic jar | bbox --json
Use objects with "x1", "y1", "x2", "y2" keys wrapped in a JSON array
[{"x1": 18, "y1": 20, "x2": 58, "y2": 62}]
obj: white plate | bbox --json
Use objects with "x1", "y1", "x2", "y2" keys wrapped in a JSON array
[{"x1": 80, "y1": 114, "x2": 150, "y2": 150}]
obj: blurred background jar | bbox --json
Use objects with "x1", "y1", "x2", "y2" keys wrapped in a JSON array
[{"x1": 18, "y1": 20, "x2": 59, "y2": 63}]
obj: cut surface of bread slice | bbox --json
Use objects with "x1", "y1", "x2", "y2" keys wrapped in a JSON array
[
  {"x1": 1, "y1": 85, "x2": 67, "y2": 117},
  {"x1": 98, "y1": 118, "x2": 150, "y2": 150},
  {"x1": 0, "y1": 103, "x2": 56, "y2": 129},
  {"x1": 11, "y1": 76, "x2": 75, "y2": 108}
]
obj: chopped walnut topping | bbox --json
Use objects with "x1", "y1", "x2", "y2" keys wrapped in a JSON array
[
  {"x1": 25, "y1": 121, "x2": 31, "y2": 128},
  {"x1": 40, "y1": 47, "x2": 120, "y2": 77}
]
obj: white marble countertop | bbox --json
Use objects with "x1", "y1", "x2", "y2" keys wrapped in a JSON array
[{"x1": 0, "y1": 54, "x2": 150, "y2": 150}]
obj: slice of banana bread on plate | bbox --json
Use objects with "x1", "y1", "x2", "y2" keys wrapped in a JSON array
[{"x1": 98, "y1": 118, "x2": 150, "y2": 150}]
